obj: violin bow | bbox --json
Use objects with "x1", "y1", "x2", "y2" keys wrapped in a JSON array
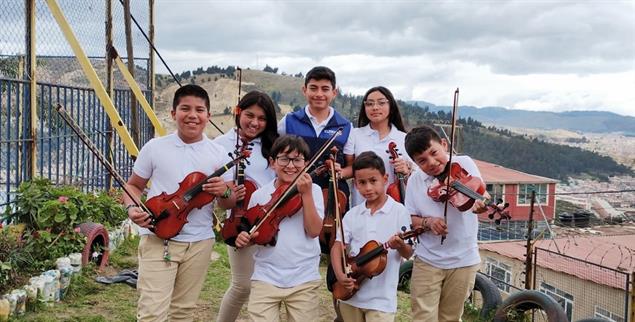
[
  {"x1": 328, "y1": 148, "x2": 351, "y2": 276},
  {"x1": 55, "y1": 104, "x2": 156, "y2": 223},
  {"x1": 248, "y1": 128, "x2": 343, "y2": 236},
  {"x1": 441, "y1": 88, "x2": 459, "y2": 245}
]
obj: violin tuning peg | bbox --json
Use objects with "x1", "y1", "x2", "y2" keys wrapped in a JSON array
[
  {"x1": 496, "y1": 198, "x2": 503, "y2": 204},
  {"x1": 401, "y1": 226, "x2": 407, "y2": 232},
  {"x1": 503, "y1": 202, "x2": 510, "y2": 209},
  {"x1": 488, "y1": 213, "x2": 494, "y2": 220},
  {"x1": 495, "y1": 219, "x2": 501, "y2": 225}
]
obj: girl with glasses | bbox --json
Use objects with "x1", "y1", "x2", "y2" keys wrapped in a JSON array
[{"x1": 342, "y1": 86, "x2": 414, "y2": 207}]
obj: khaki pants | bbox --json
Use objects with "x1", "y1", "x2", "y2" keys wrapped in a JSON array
[
  {"x1": 339, "y1": 302, "x2": 395, "y2": 322},
  {"x1": 410, "y1": 258, "x2": 479, "y2": 322},
  {"x1": 137, "y1": 234, "x2": 214, "y2": 322},
  {"x1": 216, "y1": 245, "x2": 255, "y2": 322},
  {"x1": 247, "y1": 280, "x2": 321, "y2": 322}
]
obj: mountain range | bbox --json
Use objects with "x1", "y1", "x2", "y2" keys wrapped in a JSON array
[{"x1": 408, "y1": 101, "x2": 635, "y2": 135}]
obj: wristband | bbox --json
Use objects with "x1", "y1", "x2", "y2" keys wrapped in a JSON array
[
  {"x1": 125, "y1": 204, "x2": 137, "y2": 212},
  {"x1": 220, "y1": 185, "x2": 232, "y2": 199}
]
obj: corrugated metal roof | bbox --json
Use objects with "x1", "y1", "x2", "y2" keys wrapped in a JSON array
[
  {"x1": 480, "y1": 234, "x2": 635, "y2": 289},
  {"x1": 475, "y1": 159, "x2": 559, "y2": 184}
]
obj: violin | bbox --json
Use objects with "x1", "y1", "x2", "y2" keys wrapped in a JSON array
[
  {"x1": 386, "y1": 141, "x2": 407, "y2": 204},
  {"x1": 145, "y1": 150, "x2": 250, "y2": 240},
  {"x1": 319, "y1": 147, "x2": 348, "y2": 253},
  {"x1": 427, "y1": 162, "x2": 511, "y2": 223},
  {"x1": 236, "y1": 128, "x2": 343, "y2": 246},
  {"x1": 221, "y1": 138, "x2": 258, "y2": 247},
  {"x1": 331, "y1": 226, "x2": 424, "y2": 301}
]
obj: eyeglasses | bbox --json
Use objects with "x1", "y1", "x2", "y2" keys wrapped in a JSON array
[
  {"x1": 363, "y1": 99, "x2": 389, "y2": 108},
  {"x1": 275, "y1": 156, "x2": 305, "y2": 167}
]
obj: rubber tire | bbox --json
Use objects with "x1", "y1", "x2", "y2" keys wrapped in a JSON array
[
  {"x1": 77, "y1": 222, "x2": 110, "y2": 271},
  {"x1": 397, "y1": 259, "x2": 413, "y2": 293},
  {"x1": 473, "y1": 273, "x2": 503, "y2": 319},
  {"x1": 493, "y1": 290, "x2": 568, "y2": 322}
]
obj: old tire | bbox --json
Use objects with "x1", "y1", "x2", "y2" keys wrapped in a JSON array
[
  {"x1": 493, "y1": 290, "x2": 568, "y2": 322},
  {"x1": 397, "y1": 259, "x2": 413, "y2": 293},
  {"x1": 473, "y1": 273, "x2": 503, "y2": 318},
  {"x1": 77, "y1": 222, "x2": 109, "y2": 271}
]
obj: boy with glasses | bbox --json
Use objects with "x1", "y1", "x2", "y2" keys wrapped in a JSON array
[{"x1": 234, "y1": 135, "x2": 325, "y2": 321}]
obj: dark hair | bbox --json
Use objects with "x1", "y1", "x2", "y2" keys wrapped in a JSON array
[
  {"x1": 352, "y1": 151, "x2": 386, "y2": 175},
  {"x1": 357, "y1": 86, "x2": 406, "y2": 132},
  {"x1": 172, "y1": 84, "x2": 210, "y2": 110},
  {"x1": 236, "y1": 90, "x2": 279, "y2": 159},
  {"x1": 305, "y1": 66, "x2": 336, "y2": 88},
  {"x1": 405, "y1": 125, "x2": 443, "y2": 159},
  {"x1": 270, "y1": 135, "x2": 311, "y2": 161}
]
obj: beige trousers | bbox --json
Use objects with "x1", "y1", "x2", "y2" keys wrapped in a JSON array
[
  {"x1": 339, "y1": 302, "x2": 396, "y2": 322},
  {"x1": 216, "y1": 245, "x2": 255, "y2": 322},
  {"x1": 410, "y1": 258, "x2": 479, "y2": 322},
  {"x1": 247, "y1": 279, "x2": 321, "y2": 322},
  {"x1": 137, "y1": 234, "x2": 214, "y2": 322}
]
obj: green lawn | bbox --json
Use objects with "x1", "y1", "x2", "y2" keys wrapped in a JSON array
[{"x1": 12, "y1": 236, "x2": 415, "y2": 322}]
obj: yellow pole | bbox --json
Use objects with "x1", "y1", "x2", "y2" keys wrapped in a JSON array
[
  {"x1": 110, "y1": 47, "x2": 165, "y2": 136},
  {"x1": 45, "y1": 0, "x2": 139, "y2": 157}
]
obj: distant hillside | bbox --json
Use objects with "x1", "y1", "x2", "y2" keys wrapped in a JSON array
[
  {"x1": 154, "y1": 68, "x2": 633, "y2": 181},
  {"x1": 408, "y1": 101, "x2": 635, "y2": 134}
]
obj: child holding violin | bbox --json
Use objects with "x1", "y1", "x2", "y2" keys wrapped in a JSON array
[
  {"x1": 403, "y1": 125, "x2": 489, "y2": 322},
  {"x1": 123, "y1": 84, "x2": 237, "y2": 321},
  {"x1": 212, "y1": 90, "x2": 279, "y2": 322},
  {"x1": 234, "y1": 135, "x2": 325, "y2": 322},
  {"x1": 331, "y1": 151, "x2": 413, "y2": 322},
  {"x1": 342, "y1": 86, "x2": 413, "y2": 207}
]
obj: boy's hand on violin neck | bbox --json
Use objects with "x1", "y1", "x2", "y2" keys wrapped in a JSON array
[
  {"x1": 128, "y1": 207, "x2": 154, "y2": 229},
  {"x1": 427, "y1": 217, "x2": 448, "y2": 236},
  {"x1": 233, "y1": 184, "x2": 247, "y2": 201},
  {"x1": 235, "y1": 231, "x2": 256, "y2": 248},
  {"x1": 387, "y1": 234, "x2": 406, "y2": 250},
  {"x1": 296, "y1": 173, "x2": 313, "y2": 195},
  {"x1": 471, "y1": 199, "x2": 489, "y2": 214},
  {"x1": 390, "y1": 158, "x2": 411, "y2": 175},
  {"x1": 204, "y1": 177, "x2": 228, "y2": 196}
]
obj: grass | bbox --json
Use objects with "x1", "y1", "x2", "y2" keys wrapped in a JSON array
[{"x1": 13, "y1": 237, "x2": 472, "y2": 322}]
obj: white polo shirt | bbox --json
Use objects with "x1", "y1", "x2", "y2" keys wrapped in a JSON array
[
  {"x1": 249, "y1": 180, "x2": 325, "y2": 288},
  {"x1": 133, "y1": 132, "x2": 232, "y2": 242},
  {"x1": 277, "y1": 106, "x2": 336, "y2": 136},
  {"x1": 343, "y1": 124, "x2": 413, "y2": 207},
  {"x1": 336, "y1": 197, "x2": 411, "y2": 313},
  {"x1": 212, "y1": 128, "x2": 275, "y2": 187},
  {"x1": 405, "y1": 155, "x2": 481, "y2": 269}
]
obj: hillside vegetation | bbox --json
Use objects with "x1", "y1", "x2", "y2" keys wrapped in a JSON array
[{"x1": 156, "y1": 67, "x2": 633, "y2": 181}]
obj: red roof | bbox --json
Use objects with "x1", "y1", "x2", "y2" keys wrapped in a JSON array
[
  {"x1": 474, "y1": 159, "x2": 559, "y2": 184},
  {"x1": 480, "y1": 234, "x2": 635, "y2": 289}
]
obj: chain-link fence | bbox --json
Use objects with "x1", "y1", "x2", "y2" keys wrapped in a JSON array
[{"x1": 1, "y1": 0, "x2": 154, "y2": 207}]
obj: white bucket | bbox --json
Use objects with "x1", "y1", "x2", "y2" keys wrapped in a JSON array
[
  {"x1": 56, "y1": 257, "x2": 72, "y2": 270},
  {"x1": 9, "y1": 290, "x2": 25, "y2": 315},
  {"x1": 69, "y1": 253, "x2": 82, "y2": 273},
  {"x1": 40, "y1": 274, "x2": 56, "y2": 305}
]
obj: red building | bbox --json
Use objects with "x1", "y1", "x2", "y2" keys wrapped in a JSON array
[{"x1": 475, "y1": 159, "x2": 559, "y2": 222}]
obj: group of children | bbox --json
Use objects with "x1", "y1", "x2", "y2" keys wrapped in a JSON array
[{"x1": 123, "y1": 66, "x2": 490, "y2": 322}]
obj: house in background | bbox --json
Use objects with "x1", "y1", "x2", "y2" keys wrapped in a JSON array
[
  {"x1": 479, "y1": 234, "x2": 633, "y2": 322},
  {"x1": 475, "y1": 159, "x2": 559, "y2": 241}
]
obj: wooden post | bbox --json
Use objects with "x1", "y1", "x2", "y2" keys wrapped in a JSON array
[
  {"x1": 629, "y1": 272, "x2": 634, "y2": 322},
  {"x1": 105, "y1": 0, "x2": 114, "y2": 189},
  {"x1": 524, "y1": 191, "x2": 536, "y2": 290},
  {"x1": 148, "y1": 0, "x2": 155, "y2": 112},
  {"x1": 26, "y1": 0, "x2": 38, "y2": 180},
  {"x1": 123, "y1": 0, "x2": 139, "y2": 145}
]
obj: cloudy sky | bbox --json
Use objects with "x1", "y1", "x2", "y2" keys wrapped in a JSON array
[{"x1": 154, "y1": 1, "x2": 634, "y2": 116}]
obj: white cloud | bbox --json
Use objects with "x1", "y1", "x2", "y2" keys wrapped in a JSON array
[{"x1": 153, "y1": 0, "x2": 635, "y2": 116}]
